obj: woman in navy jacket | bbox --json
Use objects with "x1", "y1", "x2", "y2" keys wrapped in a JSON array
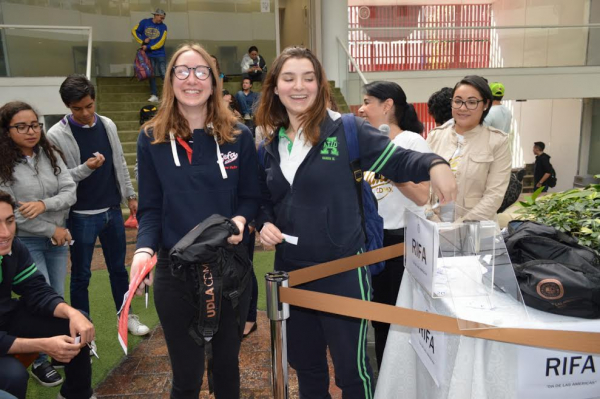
[
  {"x1": 254, "y1": 47, "x2": 456, "y2": 399},
  {"x1": 130, "y1": 43, "x2": 260, "y2": 399}
]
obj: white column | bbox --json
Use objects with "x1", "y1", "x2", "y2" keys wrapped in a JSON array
[{"x1": 320, "y1": 0, "x2": 348, "y2": 88}]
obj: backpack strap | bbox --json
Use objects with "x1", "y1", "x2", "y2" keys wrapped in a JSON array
[{"x1": 341, "y1": 113, "x2": 367, "y2": 239}]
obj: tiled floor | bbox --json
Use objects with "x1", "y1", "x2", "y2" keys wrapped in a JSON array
[{"x1": 95, "y1": 312, "x2": 343, "y2": 399}]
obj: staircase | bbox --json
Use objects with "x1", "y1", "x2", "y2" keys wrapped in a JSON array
[{"x1": 95, "y1": 76, "x2": 351, "y2": 217}]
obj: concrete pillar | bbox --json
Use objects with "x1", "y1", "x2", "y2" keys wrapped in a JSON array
[{"x1": 320, "y1": 0, "x2": 348, "y2": 88}]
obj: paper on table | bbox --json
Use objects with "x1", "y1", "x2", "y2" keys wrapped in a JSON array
[
  {"x1": 117, "y1": 255, "x2": 157, "y2": 355},
  {"x1": 282, "y1": 234, "x2": 299, "y2": 245}
]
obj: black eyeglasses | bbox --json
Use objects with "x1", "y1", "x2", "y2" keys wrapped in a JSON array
[
  {"x1": 172, "y1": 65, "x2": 212, "y2": 81},
  {"x1": 451, "y1": 98, "x2": 484, "y2": 110},
  {"x1": 8, "y1": 122, "x2": 43, "y2": 134}
]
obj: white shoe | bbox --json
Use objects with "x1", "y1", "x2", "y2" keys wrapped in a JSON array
[
  {"x1": 127, "y1": 314, "x2": 150, "y2": 336},
  {"x1": 148, "y1": 95, "x2": 159, "y2": 102}
]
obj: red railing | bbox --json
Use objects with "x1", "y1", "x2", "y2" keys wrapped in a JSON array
[{"x1": 348, "y1": 4, "x2": 492, "y2": 72}]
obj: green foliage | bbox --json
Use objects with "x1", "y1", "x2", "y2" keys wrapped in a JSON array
[{"x1": 516, "y1": 185, "x2": 600, "y2": 252}]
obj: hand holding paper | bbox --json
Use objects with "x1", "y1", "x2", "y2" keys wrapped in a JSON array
[{"x1": 117, "y1": 254, "x2": 156, "y2": 354}]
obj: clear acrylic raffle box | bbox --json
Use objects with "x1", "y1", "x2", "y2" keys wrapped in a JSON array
[{"x1": 404, "y1": 207, "x2": 529, "y2": 330}]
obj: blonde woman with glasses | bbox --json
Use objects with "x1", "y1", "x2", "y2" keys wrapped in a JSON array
[{"x1": 130, "y1": 43, "x2": 260, "y2": 399}]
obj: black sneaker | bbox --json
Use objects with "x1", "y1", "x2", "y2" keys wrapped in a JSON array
[
  {"x1": 31, "y1": 360, "x2": 64, "y2": 387},
  {"x1": 50, "y1": 358, "x2": 67, "y2": 369}
]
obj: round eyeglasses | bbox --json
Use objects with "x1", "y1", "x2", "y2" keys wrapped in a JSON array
[
  {"x1": 172, "y1": 65, "x2": 212, "y2": 81},
  {"x1": 8, "y1": 122, "x2": 43, "y2": 134},
  {"x1": 451, "y1": 98, "x2": 484, "y2": 110}
]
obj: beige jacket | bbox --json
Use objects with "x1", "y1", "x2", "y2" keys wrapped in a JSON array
[{"x1": 427, "y1": 122, "x2": 511, "y2": 221}]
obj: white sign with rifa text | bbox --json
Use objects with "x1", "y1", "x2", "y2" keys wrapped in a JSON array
[
  {"x1": 517, "y1": 346, "x2": 600, "y2": 399},
  {"x1": 404, "y1": 210, "x2": 439, "y2": 297},
  {"x1": 409, "y1": 285, "x2": 447, "y2": 387}
]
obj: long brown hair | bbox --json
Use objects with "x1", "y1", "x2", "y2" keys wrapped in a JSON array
[
  {"x1": 254, "y1": 47, "x2": 331, "y2": 146},
  {"x1": 143, "y1": 43, "x2": 239, "y2": 144},
  {"x1": 0, "y1": 101, "x2": 64, "y2": 184}
]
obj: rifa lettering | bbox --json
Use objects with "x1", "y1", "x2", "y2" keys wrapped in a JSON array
[
  {"x1": 412, "y1": 239, "x2": 427, "y2": 264},
  {"x1": 546, "y1": 356, "x2": 596, "y2": 377},
  {"x1": 418, "y1": 328, "x2": 435, "y2": 354}
]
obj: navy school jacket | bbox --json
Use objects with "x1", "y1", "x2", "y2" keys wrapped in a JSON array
[
  {"x1": 257, "y1": 111, "x2": 444, "y2": 272},
  {"x1": 136, "y1": 124, "x2": 260, "y2": 251}
]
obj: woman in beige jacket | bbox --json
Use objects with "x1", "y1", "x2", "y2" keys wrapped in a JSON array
[{"x1": 427, "y1": 75, "x2": 511, "y2": 222}]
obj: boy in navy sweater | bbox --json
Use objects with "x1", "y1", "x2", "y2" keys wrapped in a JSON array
[{"x1": 0, "y1": 190, "x2": 95, "y2": 399}]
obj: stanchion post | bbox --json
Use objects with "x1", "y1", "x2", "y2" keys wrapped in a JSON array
[{"x1": 265, "y1": 271, "x2": 290, "y2": 399}]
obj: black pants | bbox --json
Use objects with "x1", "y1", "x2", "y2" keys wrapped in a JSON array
[
  {"x1": 287, "y1": 268, "x2": 374, "y2": 399},
  {"x1": 371, "y1": 230, "x2": 405, "y2": 370},
  {"x1": 154, "y1": 255, "x2": 251, "y2": 399},
  {"x1": 0, "y1": 301, "x2": 92, "y2": 399}
]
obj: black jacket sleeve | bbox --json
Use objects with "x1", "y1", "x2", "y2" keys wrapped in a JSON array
[{"x1": 0, "y1": 240, "x2": 64, "y2": 356}]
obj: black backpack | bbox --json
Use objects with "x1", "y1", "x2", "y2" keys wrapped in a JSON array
[
  {"x1": 139, "y1": 104, "x2": 157, "y2": 125},
  {"x1": 505, "y1": 221, "x2": 600, "y2": 318}
]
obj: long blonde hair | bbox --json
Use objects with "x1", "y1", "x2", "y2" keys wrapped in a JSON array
[
  {"x1": 254, "y1": 47, "x2": 331, "y2": 146},
  {"x1": 143, "y1": 43, "x2": 239, "y2": 144}
]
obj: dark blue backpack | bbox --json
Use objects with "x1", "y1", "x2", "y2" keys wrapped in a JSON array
[{"x1": 341, "y1": 114, "x2": 385, "y2": 275}]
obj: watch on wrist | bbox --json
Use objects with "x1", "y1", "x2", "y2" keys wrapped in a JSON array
[{"x1": 127, "y1": 194, "x2": 137, "y2": 200}]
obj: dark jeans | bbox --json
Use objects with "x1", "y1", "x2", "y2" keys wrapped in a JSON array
[
  {"x1": 67, "y1": 208, "x2": 129, "y2": 315},
  {"x1": 149, "y1": 56, "x2": 166, "y2": 96},
  {"x1": 371, "y1": 230, "x2": 405, "y2": 370},
  {"x1": 154, "y1": 254, "x2": 251, "y2": 399},
  {"x1": 0, "y1": 301, "x2": 92, "y2": 399},
  {"x1": 246, "y1": 231, "x2": 257, "y2": 323}
]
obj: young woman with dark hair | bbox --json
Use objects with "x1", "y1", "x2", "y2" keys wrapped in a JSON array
[
  {"x1": 358, "y1": 80, "x2": 432, "y2": 370},
  {"x1": 0, "y1": 101, "x2": 76, "y2": 387},
  {"x1": 254, "y1": 47, "x2": 457, "y2": 398},
  {"x1": 130, "y1": 43, "x2": 260, "y2": 399},
  {"x1": 427, "y1": 75, "x2": 511, "y2": 222}
]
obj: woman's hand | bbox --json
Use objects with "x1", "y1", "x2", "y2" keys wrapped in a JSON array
[
  {"x1": 131, "y1": 250, "x2": 154, "y2": 296},
  {"x1": 429, "y1": 163, "x2": 457, "y2": 205},
  {"x1": 260, "y1": 222, "x2": 284, "y2": 246},
  {"x1": 18, "y1": 200, "x2": 46, "y2": 219},
  {"x1": 52, "y1": 227, "x2": 71, "y2": 246},
  {"x1": 228, "y1": 216, "x2": 246, "y2": 245}
]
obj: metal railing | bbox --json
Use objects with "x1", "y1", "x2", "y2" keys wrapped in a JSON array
[{"x1": 0, "y1": 24, "x2": 93, "y2": 79}]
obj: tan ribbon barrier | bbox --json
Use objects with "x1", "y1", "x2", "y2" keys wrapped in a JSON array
[{"x1": 281, "y1": 243, "x2": 600, "y2": 355}]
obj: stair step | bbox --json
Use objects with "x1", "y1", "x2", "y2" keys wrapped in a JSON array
[
  {"x1": 99, "y1": 102, "x2": 155, "y2": 112},
  {"x1": 122, "y1": 142, "x2": 137, "y2": 153},
  {"x1": 119, "y1": 130, "x2": 141, "y2": 142},
  {"x1": 101, "y1": 111, "x2": 139, "y2": 121},
  {"x1": 96, "y1": 76, "x2": 163, "y2": 87},
  {"x1": 115, "y1": 121, "x2": 142, "y2": 131},
  {"x1": 124, "y1": 152, "x2": 137, "y2": 165},
  {"x1": 97, "y1": 93, "x2": 159, "y2": 103},
  {"x1": 98, "y1": 85, "x2": 163, "y2": 94}
]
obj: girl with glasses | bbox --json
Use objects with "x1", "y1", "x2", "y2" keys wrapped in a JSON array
[
  {"x1": 427, "y1": 75, "x2": 512, "y2": 222},
  {"x1": 130, "y1": 43, "x2": 260, "y2": 399},
  {"x1": 0, "y1": 101, "x2": 76, "y2": 386}
]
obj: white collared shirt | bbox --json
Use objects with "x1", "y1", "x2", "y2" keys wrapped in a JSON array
[{"x1": 278, "y1": 127, "x2": 312, "y2": 185}]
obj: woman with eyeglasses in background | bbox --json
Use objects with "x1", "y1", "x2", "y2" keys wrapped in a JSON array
[
  {"x1": 130, "y1": 43, "x2": 260, "y2": 398},
  {"x1": 427, "y1": 75, "x2": 511, "y2": 222},
  {"x1": 0, "y1": 101, "x2": 76, "y2": 386}
]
